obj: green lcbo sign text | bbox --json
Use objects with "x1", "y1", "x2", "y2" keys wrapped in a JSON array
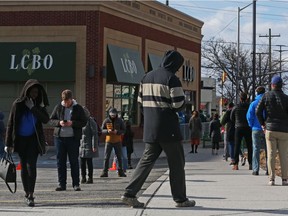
[{"x1": 0, "y1": 42, "x2": 76, "y2": 81}]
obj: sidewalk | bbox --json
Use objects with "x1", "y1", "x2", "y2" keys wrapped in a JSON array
[{"x1": 1, "y1": 143, "x2": 288, "y2": 216}]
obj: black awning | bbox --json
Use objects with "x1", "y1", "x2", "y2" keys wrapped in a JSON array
[
  {"x1": 148, "y1": 53, "x2": 162, "y2": 70},
  {"x1": 107, "y1": 44, "x2": 145, "y2": 84}
]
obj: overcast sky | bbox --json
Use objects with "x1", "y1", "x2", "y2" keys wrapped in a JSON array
[{"x1": 157, "y1": 0, "x2": 288, "y2": 54}]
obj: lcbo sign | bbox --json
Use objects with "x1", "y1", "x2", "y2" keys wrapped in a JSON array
[
  {"x1": 10, "y1": 54, "x2": 53, "y2": 70},
  {"x1": 120, "y1": 57, "x2": 137, "y2": 75},
  {"x1": 0, "y1": 42, "x2": 76, "y2": 81}
]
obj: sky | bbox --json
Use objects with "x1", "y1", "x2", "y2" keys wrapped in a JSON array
[{"x1": 156, "y1": 0, "x2": 288, "y2": 60}]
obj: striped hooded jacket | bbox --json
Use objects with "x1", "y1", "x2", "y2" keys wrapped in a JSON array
[{"x1": 138, "y1": 50, "x2": 185, "y2": 143}]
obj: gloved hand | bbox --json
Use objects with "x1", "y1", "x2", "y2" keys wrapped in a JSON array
[
  {"x1": 4, "y1": 146, "x2": 14, "y2": 154},
  {"x1": 25, "y1": 98, "x2": 34, "y2": 109}
]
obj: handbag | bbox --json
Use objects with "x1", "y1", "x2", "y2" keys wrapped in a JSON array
[{"x1": 0, "y1": 152, "x2": 17, "y2": 193}]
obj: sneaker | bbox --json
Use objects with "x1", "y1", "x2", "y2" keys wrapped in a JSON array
[
  {"x1": 86, "y1": 178, "x2": 93, "y2": 184},
  {"x1": 121, "y1": 195, "x2": 144, "y2": 208},
  {"x1": 232, "y1": 164, "x2": 239, "y2": 170},
  {"x1": 268, "y1": 179, "x2": 275, "y2": 186},
  {"x1": 26, "y1": 196, "x2": 35, "y2": 207},
  {"x1": 55, "y1": 186, "x2": 66, "y2": 191},
  {"x1": 252, "y1": 171, "x2": 259, "y2": 176},
  {"x1": 100, "y1": 171, "x2": 108, "y2": 177},
  {"x1": 282, "y1": 179, "x2": 288, "y2": 186},
  {"x1": 189, "y1": 150, "x2": 194, "y2": 153},
  {"x1": 74, "y1": 185, "x2": 81, "y2": 191},
  {"x1": 175, "y1": 199, "x2": 196, "y2": 207}
]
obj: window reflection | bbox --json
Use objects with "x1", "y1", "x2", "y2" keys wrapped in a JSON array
[{"x1": 105, "y1": 84, "x2": 138, "y2": 124}]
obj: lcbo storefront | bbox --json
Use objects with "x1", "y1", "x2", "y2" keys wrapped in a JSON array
[{"x1": 0, "y1": 1, "x2": 203, "y2": 143}]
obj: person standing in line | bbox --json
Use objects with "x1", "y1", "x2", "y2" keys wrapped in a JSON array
[
  {"x1": 209, "y1": 113, "x2": 221, "y2": 155},
  {"x1": 121, "y1": 50, "x2": 195, "y2": 208},
  {"x1": 230, "y1": 92, "x2": 252, "y2": 171},
  {"x1": 246, "y1": 86, "x2": 268, "y2": 176},
  {"x1": 220, "y1": 102, "x2": 235, "y2": 164},
  {"x1": 188, "y1": 110, "x2": 202, "y2": 153},
  {"x1": 256, "y1": 75, "x2": 288, "y2": 186},
  {"x1": 123, "y1": 120, "x2": 134, "y2": 169},
  {"x1": 79, "y1": 106, "x2": 99, "y2": 184},
  {"x1": 50, "y1": 89, "x2": 87, "y2": 191},
  {"x1": 5, "y1": 79, "x2": 49, "y2": 207},
  {"x1": 0, "y1": 111, "x2": 5, "y2": 158},
  {"x1": 100, "y1": 107, "x2": 126, "y2": 178}
]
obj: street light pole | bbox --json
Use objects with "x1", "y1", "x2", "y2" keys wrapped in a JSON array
[{"x1": 236, "y1": 2, "x2": 253, "y2": 104}]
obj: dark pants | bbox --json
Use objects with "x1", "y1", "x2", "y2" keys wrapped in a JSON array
[
  {"x1": 55, "y1": 137, "x2": 80, "y2": 188},
  {"x1": 80, "y1": 158, "x2": 93, "y2": 178},
  {"x1": 17, "y1": 135, "x2": 39, "y2": 194},
  {"x1": 103, "y1": 142, "x2": 123, "y2": 171},
  {"x1": 125, "y1": 141, "x2": 187, "y2": 203},
  {"x1": 234, "y1": 127, "x2": 252, "y2": 165}
]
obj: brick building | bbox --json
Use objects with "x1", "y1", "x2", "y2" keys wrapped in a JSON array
[{"x1": 0, "y1": 0, "x2": 203, "y2": 143}]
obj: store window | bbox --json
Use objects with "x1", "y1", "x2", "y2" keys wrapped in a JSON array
[{"x1": 106, "y1": 84, "x2": 138, "y2": 124}]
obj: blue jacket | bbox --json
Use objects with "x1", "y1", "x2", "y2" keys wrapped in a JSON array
[{"x1": 246, "y1": 94, "x2": 264, "y2": 131}]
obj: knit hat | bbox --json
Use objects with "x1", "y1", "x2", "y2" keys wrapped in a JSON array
[{"x1": 271, "y1": 75, "x2": 282, "y2": 85}]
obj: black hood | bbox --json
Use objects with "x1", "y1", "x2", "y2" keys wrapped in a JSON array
[
  {"x1": 18, "y1": 79, "x2": 49, "y2": 107},
  {"x1": 160, "y1": 50, "x2": 184, "y2": 73}
]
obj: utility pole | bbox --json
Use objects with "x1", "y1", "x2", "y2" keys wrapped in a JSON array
[
  {"x1": 254, "y1": 52, "x2": 269, "y2": 86},
  {"x1": 274, "y1": 45, "x2": 288, "y2": 77},
  {"x1": 259, "y1": 28, "x2": 280, "y2": 90},
  {"x1": 252, "y1": 0, "x2": 256, "y2": 100}
]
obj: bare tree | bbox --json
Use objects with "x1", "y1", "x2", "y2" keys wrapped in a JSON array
[{"x1": 201, "y1": 38, "x2": 277, "y2": 102}]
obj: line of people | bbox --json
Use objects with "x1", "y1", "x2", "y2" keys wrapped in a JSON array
[{"x1": 220, "y1": 75, "x2": 288, "y2": 187}]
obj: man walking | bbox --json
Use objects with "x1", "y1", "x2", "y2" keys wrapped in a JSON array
[
  {"x1": 121, "y1": 50, "x2": 195, "y2": 208},
  {"x1": 256, "y1": 75, "x2": 288, "y2": 186},
  {"x1": 246, "y1": 86, "x2": 267, "y2": 176}
]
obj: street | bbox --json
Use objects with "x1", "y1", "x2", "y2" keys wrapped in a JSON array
[{"x1": 0, "y1": 143, "x2": 170, "y2": 208}]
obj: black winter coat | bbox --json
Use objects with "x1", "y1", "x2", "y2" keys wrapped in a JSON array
[
  {"x1": 230, "y1": 102, "x2": 250, "y2": 128},
  {"x1": 5, "y1": 79, "x2": 50, "y2": 155},
  {"x1": 256, "y1": 89, "x2": 288, "y2": 132},
  {"x1": 50, "y1": 100, "x2": 87, "y2": 140}
]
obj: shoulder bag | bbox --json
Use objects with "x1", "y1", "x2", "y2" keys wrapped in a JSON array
[{"x1": 0, "y1": 152, "x2": 17, "y2": 193}]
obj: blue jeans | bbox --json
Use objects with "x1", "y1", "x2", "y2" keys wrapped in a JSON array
[
  {"x1": 115, "y1": 146, "x2": 128, "y2": 171},
  {"x1": 55, "y1": 137, "x2": 80, "y2": 188},
  {"x1": 252, "y1": 130, "x2": 266, "y2": 172}
]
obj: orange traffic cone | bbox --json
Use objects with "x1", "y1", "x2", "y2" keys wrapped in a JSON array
[
  {"x1": 16, "y1": 163, "x2": 22, "y2": 170},
  {"x1": 109, "y1": 161, "x2": 117, "y2": 171}
]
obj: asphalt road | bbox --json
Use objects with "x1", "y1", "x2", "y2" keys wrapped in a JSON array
[{"x1": 0, "y1": 144, "x2": 169, "y2": 208}]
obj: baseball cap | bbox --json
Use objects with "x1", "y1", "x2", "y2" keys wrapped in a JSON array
[{"x1": 271, "y1": 75, "x2": 282, "y2": 85}]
